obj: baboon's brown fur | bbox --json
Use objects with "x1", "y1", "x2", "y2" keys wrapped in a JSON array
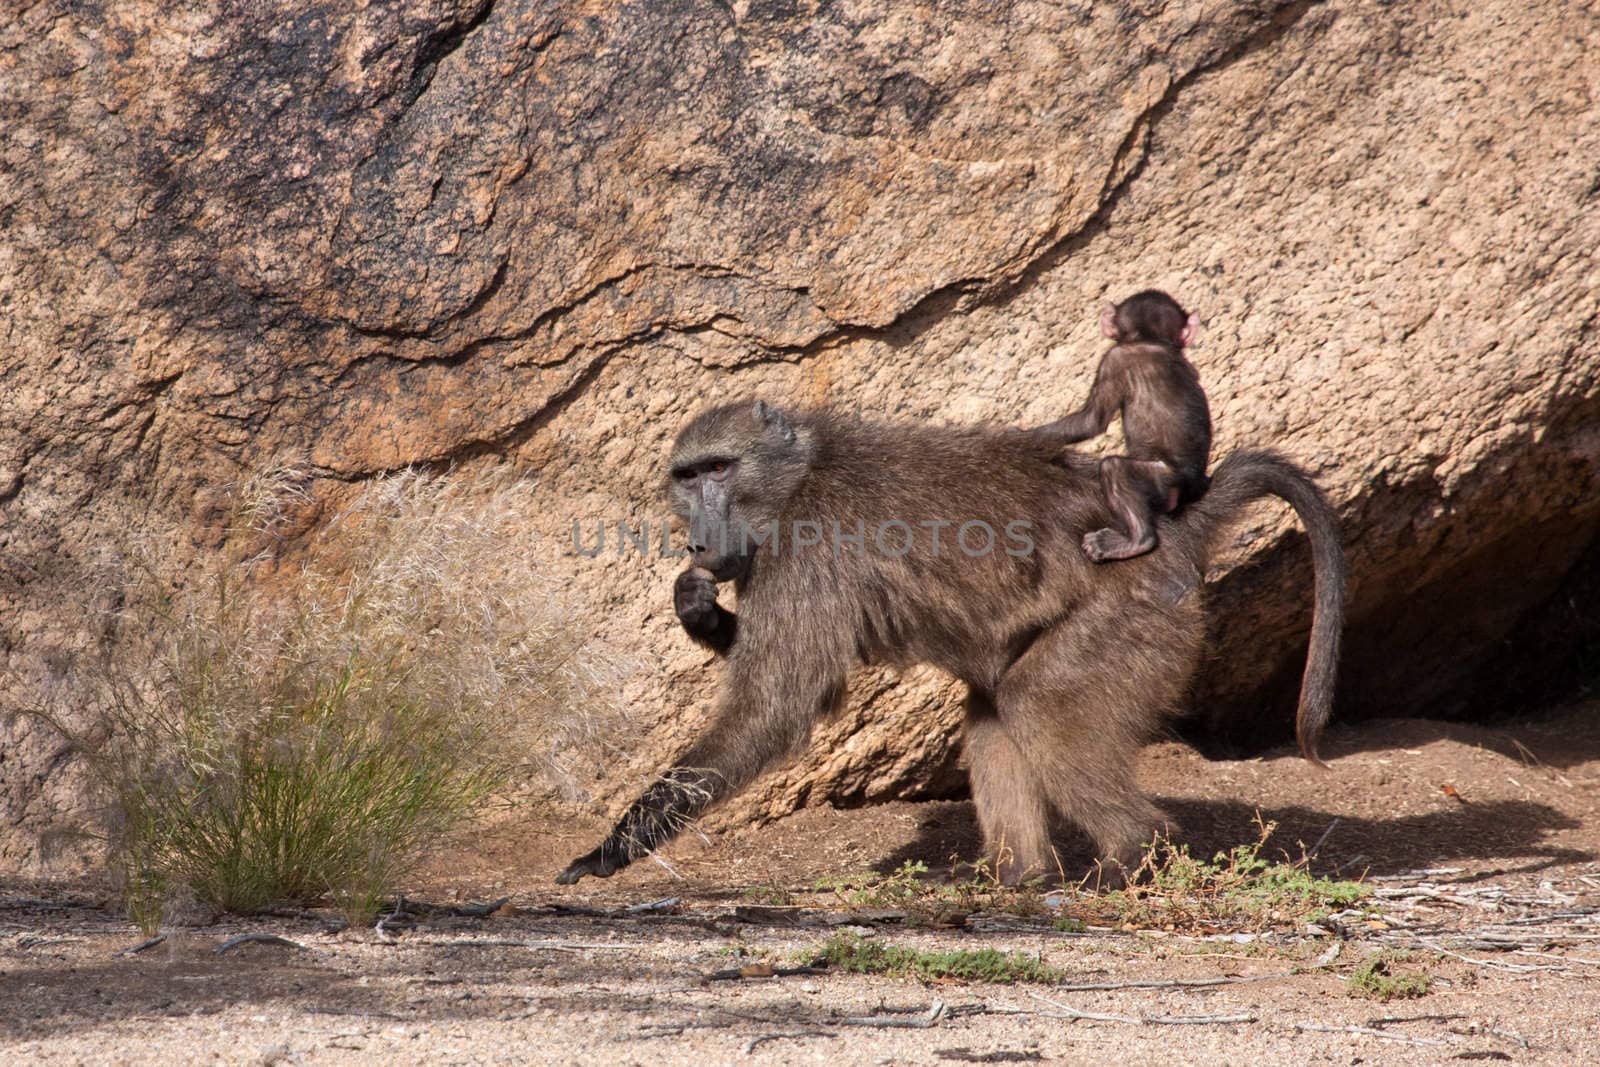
[{"x1": 557, "y1": 402, "x2": 1343, "y2": 886}]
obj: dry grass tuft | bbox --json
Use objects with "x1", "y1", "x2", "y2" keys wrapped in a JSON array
[{"x1": 21, "y1": 464, "x2": 626, "y2": 930}]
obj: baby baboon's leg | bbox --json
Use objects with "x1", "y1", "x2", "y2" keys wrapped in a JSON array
[
  {"x1": 996, "y1": 617, "x2": 1178, "y2": 884},
  {"x1": 964, "y1": 688, "x2": 1055, "y2": 885},
  {"x1": 1083, "y1": 457, "x2": 1180, "y2": 562}
]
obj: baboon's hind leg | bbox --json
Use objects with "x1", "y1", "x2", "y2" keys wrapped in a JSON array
[
  {"x1": 1083, "y1": 457, "x2": 1179, "y2": 562},
  {"x1": 996, "y1": 617, "x2": 1184, "y2": 885},
  {"x1": 964, "y1": 688, "x2": 1055, "y2": 886}
]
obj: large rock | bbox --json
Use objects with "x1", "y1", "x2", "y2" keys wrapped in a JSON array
[{"x1": 3, "y1": 0, "x2": 1597, "y2": 865}]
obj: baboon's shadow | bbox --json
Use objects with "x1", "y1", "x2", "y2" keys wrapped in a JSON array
[{"x1": 878, "y1": 795, "x2": 1589, "y2": 881}]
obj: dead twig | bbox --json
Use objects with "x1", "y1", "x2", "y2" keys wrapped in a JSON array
[
  {"x1": 1292, "y1": 1023, "x2": 1451, "y2": 1047},
  {"x1": 840, "y1": 1001, "x2": 947, "y2": 1029},
  {"x1": 626, "y1": 897, "x2": 682, "y2": 913},
  {"x1": 646, "y1": 851, "x2": 685, "y2": 881},
  {"x1": 115, "y1": 934, "x2": 167, "y2": 957},
  {"x1": 215, "y1": 933, "x2": 305, "y2": 955},
  {"x1": 744, "y1": 1030, "x2": 833, "y2": 1053},
  {"x1": 1410, "y1": 938, "x2": 1572, "y2": 974},
  {"x1": 406, "y1": 938, "x2": 636, "y2": 952},
  {"x1": 1024, "y1": 992, "x2": 1253, "y2": 1026},
  {"x1": 709, "y1": 963, "x2": 826, "y2": 981},
  {"x1": 1307, "y1": 818, "x2": 1341, "y2": 860},
  {"x1": 451, "y1": 896, "x2": 512, "y2": 917},
  {"x1": 1053, "y1": 971, "x2": 1293, "y2": 992}
]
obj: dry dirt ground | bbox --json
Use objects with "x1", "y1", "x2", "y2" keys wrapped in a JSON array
[{"x1": 4, "y1": 702, "x2": 1599, "y2": 1065}]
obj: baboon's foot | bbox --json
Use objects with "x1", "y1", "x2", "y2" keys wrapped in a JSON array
[
  {"x1": 554, "y1": 845, "x2": 623, "y2": 885},
  {"x1": 1082, "y1": 527, "x2": 1156, "y2": 563}
]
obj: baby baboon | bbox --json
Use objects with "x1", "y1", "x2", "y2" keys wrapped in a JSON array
[
  {"x1": 556, "y1": 400, "x2": 1343, "y2": 887},
  {"x1": 1031, "y1": 290, "x2": 1211, "y2": 562}
]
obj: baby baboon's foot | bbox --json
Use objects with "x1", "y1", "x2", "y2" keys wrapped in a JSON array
[{"x1": 1082, "y1": 527, "x2": 1155, "y2": 563}]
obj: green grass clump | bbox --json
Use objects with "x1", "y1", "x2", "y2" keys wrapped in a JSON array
[
  {"x1": 116, "y1": 663, "x2": 498, "y2": 922},
  {"x1": 814, "y1": 860, "x2": 1050, "y2": 924},
  {"x1": 1102, "y1": 818, "x2": 1370, "y2": 932},
  {"x1": 1346, "y1": 954, "x2": 1432, "y2": 1000},
  {"x1": 815, "y1": 861, "x2": 934, "y2": 908},
  {"x1": 27, "y1": 467, "x2": 623, "y2": 932},
  {"x1": 819, "y1": 932, "x2": 1064, "y2": 983}
]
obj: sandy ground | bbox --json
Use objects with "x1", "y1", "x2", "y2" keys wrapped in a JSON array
[{"x1": 4, "y1": 702, "x2": 1599, "y2": 1065}]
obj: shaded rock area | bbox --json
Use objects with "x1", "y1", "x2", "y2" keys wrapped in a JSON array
[{"x1": 2, "y1": 1, "x2": 1597, "y2": 866}]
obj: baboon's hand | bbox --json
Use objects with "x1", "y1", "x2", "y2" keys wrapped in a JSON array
[
  {"x1": 554, "y1": 844, "x2": 622, "y2": 885},
  {"x1": 673, "y1": 566, "x2": 721, "y2": 632}
]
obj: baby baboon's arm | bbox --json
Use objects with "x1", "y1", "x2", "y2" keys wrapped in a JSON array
[{"x1": 1028, "y1": 348, "x2": 1128, "y2": 445}]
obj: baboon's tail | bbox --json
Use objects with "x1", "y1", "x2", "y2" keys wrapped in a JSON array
[{"x1": 1183, "y1": 450, "x2": 1346, "y2": 765}]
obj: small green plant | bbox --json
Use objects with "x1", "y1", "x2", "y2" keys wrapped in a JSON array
[
  {"x1": 814, "y1": 859, "x2": 1050, "y2": 924},
  {"x1": 818, "y1": 932, "x2": 1064, "y2": 983},
  {"x1": 25, "y1": 467, "x2": 624, "y2": 932},
  {"x1": 1052, "y1": 916, "x2": 1086, "y2": 933},
  {"x1": 816, "y1": 861, "x2": 932, "y2": 908},
  {"x1": 1346, "y1": 953, "x2": 1432, "y2": 1001},
  {"x1": 1097, "y1": 818, "x2": 1371, "y2": 933},
  {"x1": 740, "y1": 885, "x2": 796, "y2": 906}
]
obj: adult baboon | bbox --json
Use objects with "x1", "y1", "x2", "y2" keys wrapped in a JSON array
[{"x1": 557, "y1": 401, "x2": 1343, "y2": 886}]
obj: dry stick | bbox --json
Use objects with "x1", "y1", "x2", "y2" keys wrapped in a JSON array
[
  {"x1": 116, "y1": 934, "x2": 167, "y2": 957},
  {"x1": 216, "y1": 933, "x2": 306, "y2": 955},
  {"x1": 404, "y1": 938, "x2": 636, "y2": 952},
  {"x1": 1512, "y1": 949, "x2": 1600, "y2": 967},
  {"x1": 840, "y1": 1001, "x2": 947, "y2": 1029},
  {"x1": 1053, "y1": 971, "x2": 1293, "y2": 992},
  {"x1": 1307, "y1": 818, "x2": 1341, "y2": 860},
  {"x1": 626, "y1": 897, "x2": 682, "y2": 913},
  {"x1": 745, "y1": 1031, "x2": 833, "y2": 1054},
  {"x1": 1411, "y1": 938, "x2": 1571, "y2": 974},
  {"x1": 646, "y1": 851, "x2": 686, "y2": 881},
  {"x1": 1372, "y1": 886, "x2": 1500, "y2": 909},
  {"x1": 452, "y1": 895, "x2": 512, "y2": 917},
  {"x1": 1025, "y1": 991, "x2": 1254, "y2": 1027},
  {"x1": 1292, "y1": 1023, "x2": 1451, "y2": 1048}
]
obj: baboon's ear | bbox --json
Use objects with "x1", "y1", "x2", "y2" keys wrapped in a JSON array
[
  {"x1": 753, "y1": 400, "x2": 796, "y2": 444},
  {"x1": 1099, "y1": 303, "x2": 1120, "y2": 339}
]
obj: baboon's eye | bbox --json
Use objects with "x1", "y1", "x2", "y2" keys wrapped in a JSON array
[
  {"x1": 671, "y1": 467, "x2": 696, "y2": 482},
  {"x1": 706, "y1": 460, "x2": 733, "y2": 479}
]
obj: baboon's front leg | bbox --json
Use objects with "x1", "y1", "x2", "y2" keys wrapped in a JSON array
[
  {"x1": 555, "y1": 651, "x2": 847, "y2": 885},
  {"x1": 554, "y1": 768, "x2": 719, "y2": 883}
]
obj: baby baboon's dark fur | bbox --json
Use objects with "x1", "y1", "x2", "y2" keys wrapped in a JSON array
[
  {"x1": 1030, "y1": 289, "x2": 1212, "y2": 563},
  {"x1": 556, "y1": 402, "x2": 1344, "y2": 886}
]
